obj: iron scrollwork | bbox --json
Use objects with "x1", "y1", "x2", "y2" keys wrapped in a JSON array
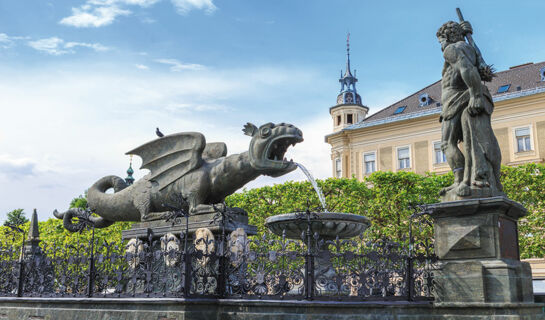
[{"x1": 0, "y1": 204, "x2": 436, "y2": 302}]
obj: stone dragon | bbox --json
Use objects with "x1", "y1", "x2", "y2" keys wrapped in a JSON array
[{"x1": 54, "y1": 122, "x2": 303, "y2": 231}]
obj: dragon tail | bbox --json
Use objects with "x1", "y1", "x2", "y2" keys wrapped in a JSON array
[
  {"x1": 54, "y1": 175, "x2": 129, "y2": 232},
  {"x1": 53, "y1": 208, "x2": 114, "y2": 232}
]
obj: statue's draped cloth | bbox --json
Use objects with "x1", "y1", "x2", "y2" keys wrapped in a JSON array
[{"x1": 441, "y1": 82, "x2": 494, "y2": 122}]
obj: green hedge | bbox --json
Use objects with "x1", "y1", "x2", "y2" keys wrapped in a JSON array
[
  {"x1": 1, "y1": 164, "x2": 543, "y2": 259},
  {"x1": 226, "y1": 164, "x2": 545, "y2": 259}
]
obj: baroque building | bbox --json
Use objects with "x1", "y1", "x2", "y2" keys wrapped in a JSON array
[{"x1": 326, "y1": 57, "x2": 545, "y2": 179}]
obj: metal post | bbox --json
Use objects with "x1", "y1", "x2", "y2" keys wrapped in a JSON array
[
  {"x1": 87, "y1": 227, "x2": 96, "y2": 297},
  {"x1": 217, "y1": 208, "x2": 227, "y2": 298},
  {"x1": 146, "y1": 229, "x2": 153, "y2": 297},
  {"x1": 183, "y1": 212, "x2": 191, "y2": 298},
  {"x1": 131, "y1": 236, "x2": 139, "y2": 297},
  {"x1": 406, "y1": 218, "x2": 414, "y2": 301},
  {"x1": 16, "y1": 230, "x2": 26, "y2": 297},
  {"x1": 304, "y1": 208, "x2": 314, "y2": 300}
]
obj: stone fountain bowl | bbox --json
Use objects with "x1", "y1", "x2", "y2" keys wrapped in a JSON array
[{"x1": 265, "y1": 212, "x2": 371, "y2": 240}]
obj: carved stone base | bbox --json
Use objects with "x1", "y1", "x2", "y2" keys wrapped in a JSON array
[
  {"x1": 427, "y1": 197, "x2": 535, "y2": 304},
  {"x1": 121, "y1": 207, "x2": 257, "y2": 241},
  {"x1": 434, "y1": 259, "x2": 533, "y2": 303},
  {"x1": 440, "y1": 185, "x2": 505, "y2": 202}
]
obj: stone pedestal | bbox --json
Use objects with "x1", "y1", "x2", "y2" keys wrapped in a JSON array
[
  {"x1": 120, "y1": 208, "x2": 257, "y2": 296},
  {"x1": 121, "y1": 207, "x2": 257, "y2": 242},
  {"x1": 428, "y1": 196, "x2": 534, "y2": 303}
]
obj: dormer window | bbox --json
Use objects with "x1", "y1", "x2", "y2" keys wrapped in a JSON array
[
  {"x1": 497, "y1": 84, "x2": 511, "y2": 93},
  {"x1": 419, "y1": 93, "x2": 430, "y2": 107},
  {"x1": 540, "y1": 67, "x2": 545, "y2": 82},
  {"x1": 393, "y1": 106, "x2": 406, "y2": 115}
]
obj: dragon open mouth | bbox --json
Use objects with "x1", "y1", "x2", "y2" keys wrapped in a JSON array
[{"x1": 265, "y1": 135, "x2": 303, "y2": 164}]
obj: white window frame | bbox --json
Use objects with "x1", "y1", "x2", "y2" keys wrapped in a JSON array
[
  {"x1": 397, "y1": 145, "x2": 411, "y2": 169},
  {"x1": 513, "y1": 125, "x2": 533, "y2": 153},
  {"x1": 335, "y1": 158, "x2": 342, "y2": 178},
  {"x1": 432, "y1": 141, "x2": 447, "y2": 164},
  {"x1": 363, "y1": 151, "x2": 377, "y2": 175}
]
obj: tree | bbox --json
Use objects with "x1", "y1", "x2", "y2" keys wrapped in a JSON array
[
  {"x1": 4, "y1": 209, "x2": 28, "y2": 226},
  {"x1": 70, "y1": 194, "x2": 88, "y2": 209}
]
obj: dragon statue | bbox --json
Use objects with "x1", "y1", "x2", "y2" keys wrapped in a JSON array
[{"x1": 54, "y1": 122, "x2": 303, "y2": 231}]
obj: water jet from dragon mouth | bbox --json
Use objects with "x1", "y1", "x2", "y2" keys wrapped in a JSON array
[{"x1": 294, "y1": 162, "x2": 328, "y2": 212}]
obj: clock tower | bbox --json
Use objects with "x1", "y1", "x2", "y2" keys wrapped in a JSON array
[{"x1": 330, "y1": 34, "x2": 368, "y2": 132}]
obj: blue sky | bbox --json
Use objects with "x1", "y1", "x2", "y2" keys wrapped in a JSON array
[{"x1": 1, "y1": 0, "x2": 544, "y2": 221}]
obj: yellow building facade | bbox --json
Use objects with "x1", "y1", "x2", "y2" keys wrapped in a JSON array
[{"x1": 326, "y1": 61, "x2": 545, "y2": 179}]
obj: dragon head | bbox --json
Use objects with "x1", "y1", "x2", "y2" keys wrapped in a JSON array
[{"x1": 243, "y1": 122, "x2": 303, "y2": 177}]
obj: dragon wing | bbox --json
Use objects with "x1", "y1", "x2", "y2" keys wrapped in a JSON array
[
  {"x1": 203, "y1": 142, "x2": 227, "y2": 159},
  {"x1": 126, "y1": 132, "x2": 206, "y2": 190}
]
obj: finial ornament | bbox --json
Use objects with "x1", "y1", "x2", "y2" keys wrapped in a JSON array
[
  {"x1": 28, "y1": 209, "x2": 40, "y2": 241},
  {"x1": 346, "y1": 32, "x2": 350, "y2": 54}
]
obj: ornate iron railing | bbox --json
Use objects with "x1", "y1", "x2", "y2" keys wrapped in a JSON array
[{"x1": 0, "y1": 209, "x2": 436, "y2": 301}]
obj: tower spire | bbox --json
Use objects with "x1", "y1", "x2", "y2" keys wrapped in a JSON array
[
  {"x1": 125, "y1": 155, "x2": 135, "y2": 185},
  {"x1": 344, "y1": 32, "x2": 353, "y2": 78},
  {"x1": 337, "y1": 33, "x2": 361, "y2": 105},
  {"x1": 331, "y1": 33, "x2": 368, "y2": 132}
]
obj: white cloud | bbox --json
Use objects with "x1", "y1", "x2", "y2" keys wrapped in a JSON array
[
  {"x1": 135, "y1": 64, "x2": 149, "y2": 70},
  {"x1": 27, "y1": 37, "x2": 68, "y2": 55},
  {"x1": 65, "y1": 41, "x2": 109, "y2": 52},
  {"x1": 27, "y1": 37, "x2": 109, "y2": 55},
  {"x1": 170, "y1": 0, "x2": 216, "y2": 15},
  {"x1": 154, "y1": 58, "x2": 206, "y2": 71},
  {"x1": 0, "y1": 33, "x2": 30, "y2": 49},
  {"x1": 118, "y1": 0, "x2": 161, "y2": 6},
  {"x1": 60, "y1": 5, "x2": 131, "y2": 27},
  {"x1": 0, "y1": 155, "x2": 39, "y2": 178},
  {"x1": 165, "y1": 102, "x2": 228, "y2": 112},
  {"x1": 60, "y1": 0, "x2": 216, "y2": 28},
  {"x1": 0, "y1": 63, "x2": 332, "y2": 222},
  {"x1": 0, "y1": 33, "x2": 14, "y2": 48}
]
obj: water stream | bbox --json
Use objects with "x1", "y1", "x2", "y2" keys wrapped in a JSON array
[{"x1": 295, "y1": 163, "x2": 328, "y2": 212}]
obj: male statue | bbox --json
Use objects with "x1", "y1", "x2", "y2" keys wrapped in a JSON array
[{"x1": 437, "y1": 20, "x2": 503, "y2": 200}]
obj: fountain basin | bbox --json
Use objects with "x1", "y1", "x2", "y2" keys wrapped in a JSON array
[{"x1": 265, "y1": 212, "x2": 371, "y2": 240}]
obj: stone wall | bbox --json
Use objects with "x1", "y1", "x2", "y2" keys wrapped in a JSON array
[{"x1": 0, "y1": 298, "x2": 543, "y2": 320}]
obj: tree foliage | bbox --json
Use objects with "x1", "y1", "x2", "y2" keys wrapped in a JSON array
[
  {"x1": 500, "y1": 163, "x2": 545, "y2": 258},
  {"x1": 226, "y1": 171, "x2": 450, "y2": 243},
  {"x1": 227, "y1": 164, "x2": 545, "y2": 259},
  {"x1": 3, "y1": 209, "x2": 29, "y2": 226}
]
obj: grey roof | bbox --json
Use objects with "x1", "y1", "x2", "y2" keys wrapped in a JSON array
[{"x1": 345, "y1": 61, "x2": 545, "y2": 131}]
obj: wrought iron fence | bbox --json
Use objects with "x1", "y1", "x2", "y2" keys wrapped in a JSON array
[{"x1": 0, "y1": 208, "x2": 436, "y2": 302}]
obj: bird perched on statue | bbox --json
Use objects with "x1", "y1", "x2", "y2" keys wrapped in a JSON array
[{"x1": 156, "y1": 127, "x2": 164, "y2": 138}]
